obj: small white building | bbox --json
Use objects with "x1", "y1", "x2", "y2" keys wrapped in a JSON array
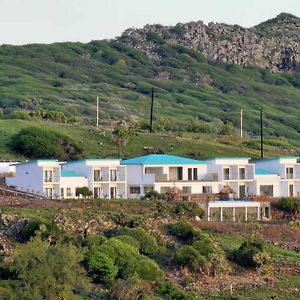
[
  {"x1": 205, "y1": 157, "x2": 255, "y2": 198},
  {"x1": 255, "y1": 157, "x2": 300, "y2": 197},
  {"x1": 6, "y1": 160, "x2": 89, "y2": 199},
  {"x1": 62, "y1": 159, "x2": 127, "y2": 199},
  {"x1": 0, "y1": 161, "x2": 18, "y2": 184},
  {"x1": 6, "y1": 160, "x2": 61, "y2": 198},
  {"x1": 121, "y1": 154, "x2": 220, "y2": 198}
]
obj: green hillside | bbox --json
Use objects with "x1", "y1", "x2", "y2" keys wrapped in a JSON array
[
  {"x1": 0, "y1": 119, "x2": 299, "y2": 161},
  {"x1": 0, "y1": 15, "x2": 300, "y2": 142}
]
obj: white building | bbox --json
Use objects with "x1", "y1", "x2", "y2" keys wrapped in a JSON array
[
  {"x1": 6, "y1": 160, "x2": 88, "y2": 199},
  {"x1": 62, "y1": 159, "x2": 127, "y2": 199},
  {"x1": 6, "y1": 160, "x2": 61, "y2": 198},
  {"x1": 255, "y1": 157, "x2": 300, "y2": 197},
  {"x1": 0, "y1": 161, "x2": 18, "y2": 184},
  {"x1": 121, "y1": 154, "x2": 220, "y2": 198},
  {"x1": 205, "y1": 157, "x2": 255, "y2": 198}
]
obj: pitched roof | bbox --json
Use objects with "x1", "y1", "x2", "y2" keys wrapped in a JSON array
[
  {"x1": 61, "y1": 170, "x2": 85, "y2": 177},
  {"x1": 255, "y1": 168, "x2": 277, "y2": 175},
  {"x1": 121, "y1": 154, "x2": 205, "y2": 165}
]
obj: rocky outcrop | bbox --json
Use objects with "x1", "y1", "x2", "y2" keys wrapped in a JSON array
[{"x1": 120, "y1": 13, "x2": 299, "y2": 72}]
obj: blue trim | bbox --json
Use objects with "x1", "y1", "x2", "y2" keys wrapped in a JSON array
[
  {"x1": 61, "y1": 170, "x2": 85, "y2": 177},
  {"x1": 122, "y1": 154, "x2": 205, "y2": 165},
  {"x1": 255, "y1": 168, "x2": 277, "y2": 175},
  {"x1": 63, "y1": 158, "x2": 121, "y2": 165},
  {"x1": 255, "y1": 156, "x2": 299, "y2": 163}
]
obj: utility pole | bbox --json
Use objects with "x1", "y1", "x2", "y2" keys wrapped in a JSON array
[
  {"x1": 259, "y1": 107, "x2": 263, "y2": 159},
  {"x1": 240, "y1": 108, "x2": 243, "y2": 139},
  {"x1": 149, "y1": 87, "x2": 154, "y2": 133},
  {"x1": 96, "y1": 96, "x2": 99, "y2": 126}
]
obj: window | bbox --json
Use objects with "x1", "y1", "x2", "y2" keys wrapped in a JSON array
[
  {"x1": 110, "y1": 169, "x2": 117, "y2": 181},
  {"x1": 223, "y1": 168, "x2": 230, "y2": 180},
  {"x1": 44, "y1": 170, "x2": 53, "y2": 182},
  {"x1": 94, "y1": 169, "x2": 102, "y2": 181},
  {"x1": 94, "y1": 187, "x2": 101, "y2": 198},
  {"x1": 260, "y1": 185, "x2": 273, "y2": 196},
  {"x1": 239, "y1": 185, "x2": 246, "y2": 198},
  {"x1": 239, "y1": 168, "x2": 245, "y2": 180},
  {"x1": 160, "y1": 187, "x2": 171, "y2": 194},
  {"x1": 60, "y1": 188, "x2": 64, "y2": 198},
  {"x1": 144, "y1": 186, "x2": 154, "y2": 193},
  {"x1": 188, "y1": 168, "x2": 192, "y2": 180},
  {"x1": 130, "y1": 186, "x2": 140, "y2": 194},
  {"x1": 202, "y1": 186, "x2": 212, "y2": 194},
  {"x1": 66, "y1": 188, "x2": 72, "y2": 197},
  {"x1": 45, "y1": 188, "x2": 53, "y2": 198},
  {"x1": 286, "y1": 167, "x2": 294, "y2": 179},
  {"x1": 193, "y1": 168, "x2": 198, "y2": 180},
  {"x1": 182, "y1": 186, "x2": 191, "y2": 193},
  {"x1": 177, "y1": 167, "x2": 183, "y2": 180},
  {"x1": 289, "y1": 184, "x2": 294, "y2": 197}
]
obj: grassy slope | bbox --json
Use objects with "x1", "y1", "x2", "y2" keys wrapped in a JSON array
[
  {"x1": 1, "y1": 119, "x2": 300, "y2": 160},
  {"x1": 0, "y1": 37, "x2": 300, "y2": 141}
]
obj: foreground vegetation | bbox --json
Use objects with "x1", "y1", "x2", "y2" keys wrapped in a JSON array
[{"x1": 0, "y1": 199, "x2": 299, "y2": 299}]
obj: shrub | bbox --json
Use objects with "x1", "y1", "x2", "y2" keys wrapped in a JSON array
[
  {"x1": 276, "y1": 197, "x2": 300, "y2": 214},
  {"x1": 10, "y1": 109, "x2": 31, "y2": 120},
  {"x1": 143, "y1": 190, "x2": 163, "y2": 201},
  {"x1": 86, "y1": 248, "x2": 118, "y2": 284},
  {"x1": 134, "y1": 257, "x2": 164, "y2": 281},
  {"x1": 115, "y1": 235, "x2": 140, "y2": 249},
  {"x1": 82, "y1": 235, "x2": 106, "y2": 248},
  {"x1": 168, "y1": 221, "x2": 199, "y2": 243},
  {"x1": 20, "y1": 220, "x2": 43, "y2": 242},
  {"x1": 173, "y1": 245, "x2": 207, "y2": 271},
  {"x1": 98, "y1": 238, "x2": 163, "y2": 281},
  {"x1": 156, "y1": 280, "x2": 198, "y2": 300},
  {"x1": 10, "y1": 127, "x2": 83, "y2": 160},
  {"x1": 121, "y1": 228, "x2": 159, "y2": 255},
  {"x1": 232, "y1": 235, "x2": 266, "y2": 268},
  {"x1": 75, "y1": 187, "x2": 92, "y2": 198},
  {"x1": 174, "y1": 202, "x2": 205, "y2": 218}
]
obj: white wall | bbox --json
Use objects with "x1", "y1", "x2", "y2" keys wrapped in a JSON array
[{"x1": 60, "y1": 176, "x2": 89, "y2": 199}]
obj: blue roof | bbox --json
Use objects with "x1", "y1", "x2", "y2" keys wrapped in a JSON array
[
  {"x1": 255, "y1": 168, "x2": 277, "y2": 175},
  {"x1": 121, "y1": 154, "x2": 205, "y2": 165},
  {"x1": 61, "y1": 170, "x2": 85, "y2": 177},
  {"x1": 255, "y1": 156, "x2": 299, "y2": 163}
]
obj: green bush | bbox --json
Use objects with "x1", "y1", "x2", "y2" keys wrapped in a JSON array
[
  {"x1": 10, "y1": 109, "x2": 31, "y2": 120},
  {"x1": 98, "y1": 238, "x2": 163, "y2": 281},
  {"x1": 143, "y1": 190, "x2": 163, "y2": 201},
  {"x1": 232, "y1": 235, "x2": 266, "y2": 268},
  {"x1": 10, "y1": 127, "x2": 83, "y2": 160},
  {"x1": 20, "y1": 220, "x2": 43, "y2": 242},
  {"x1": 86, "y1": 248, "x2": 118, "y2": 284},
  {"x1": 173, "y1": 245, "x2": 207, "y2": 271},
  {"x1": 276, "y1": 197, "x2": 300, "y2": 214},
  {"x1": 168, "y1": 221, "x2": 200, "y2": 243},
  {"x1": 121, "y1": 228, "x2": 159, "y2": 255},
  {"x1": 115, "y1": 235, "x2": 140, "y2": 249},
  {"x1": 174, "y1": 202, "x2": 205, "y2": 218},
  {"x1": 82, "y1": 235, "x2": 106, "y2": 248},
  {"x1": 156, "y1": 280, "x2": 197, "y2": 300}
]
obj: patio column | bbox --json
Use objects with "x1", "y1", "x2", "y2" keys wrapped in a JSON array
[
  {"x1": 232, "y1": 207, "x2": 236, "y2": 222},
  {"x1": 207, "y1": 206, "x2": 210, "y2": 221},
  {"x1": 220, "y1": 207, "x2": 223, "y2": 222},
  {"x1": 245, "y1": 206, "x2": 248, "y2": 221}
]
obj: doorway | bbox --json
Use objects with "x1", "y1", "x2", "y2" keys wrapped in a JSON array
[{"x1": 110, "y1": 187, "x2": 117, "y2": 199}]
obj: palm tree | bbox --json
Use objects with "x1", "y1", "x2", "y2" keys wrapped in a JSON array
[{"x1": 112, "y1": 121, "x2": 130, "y2": 157}]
